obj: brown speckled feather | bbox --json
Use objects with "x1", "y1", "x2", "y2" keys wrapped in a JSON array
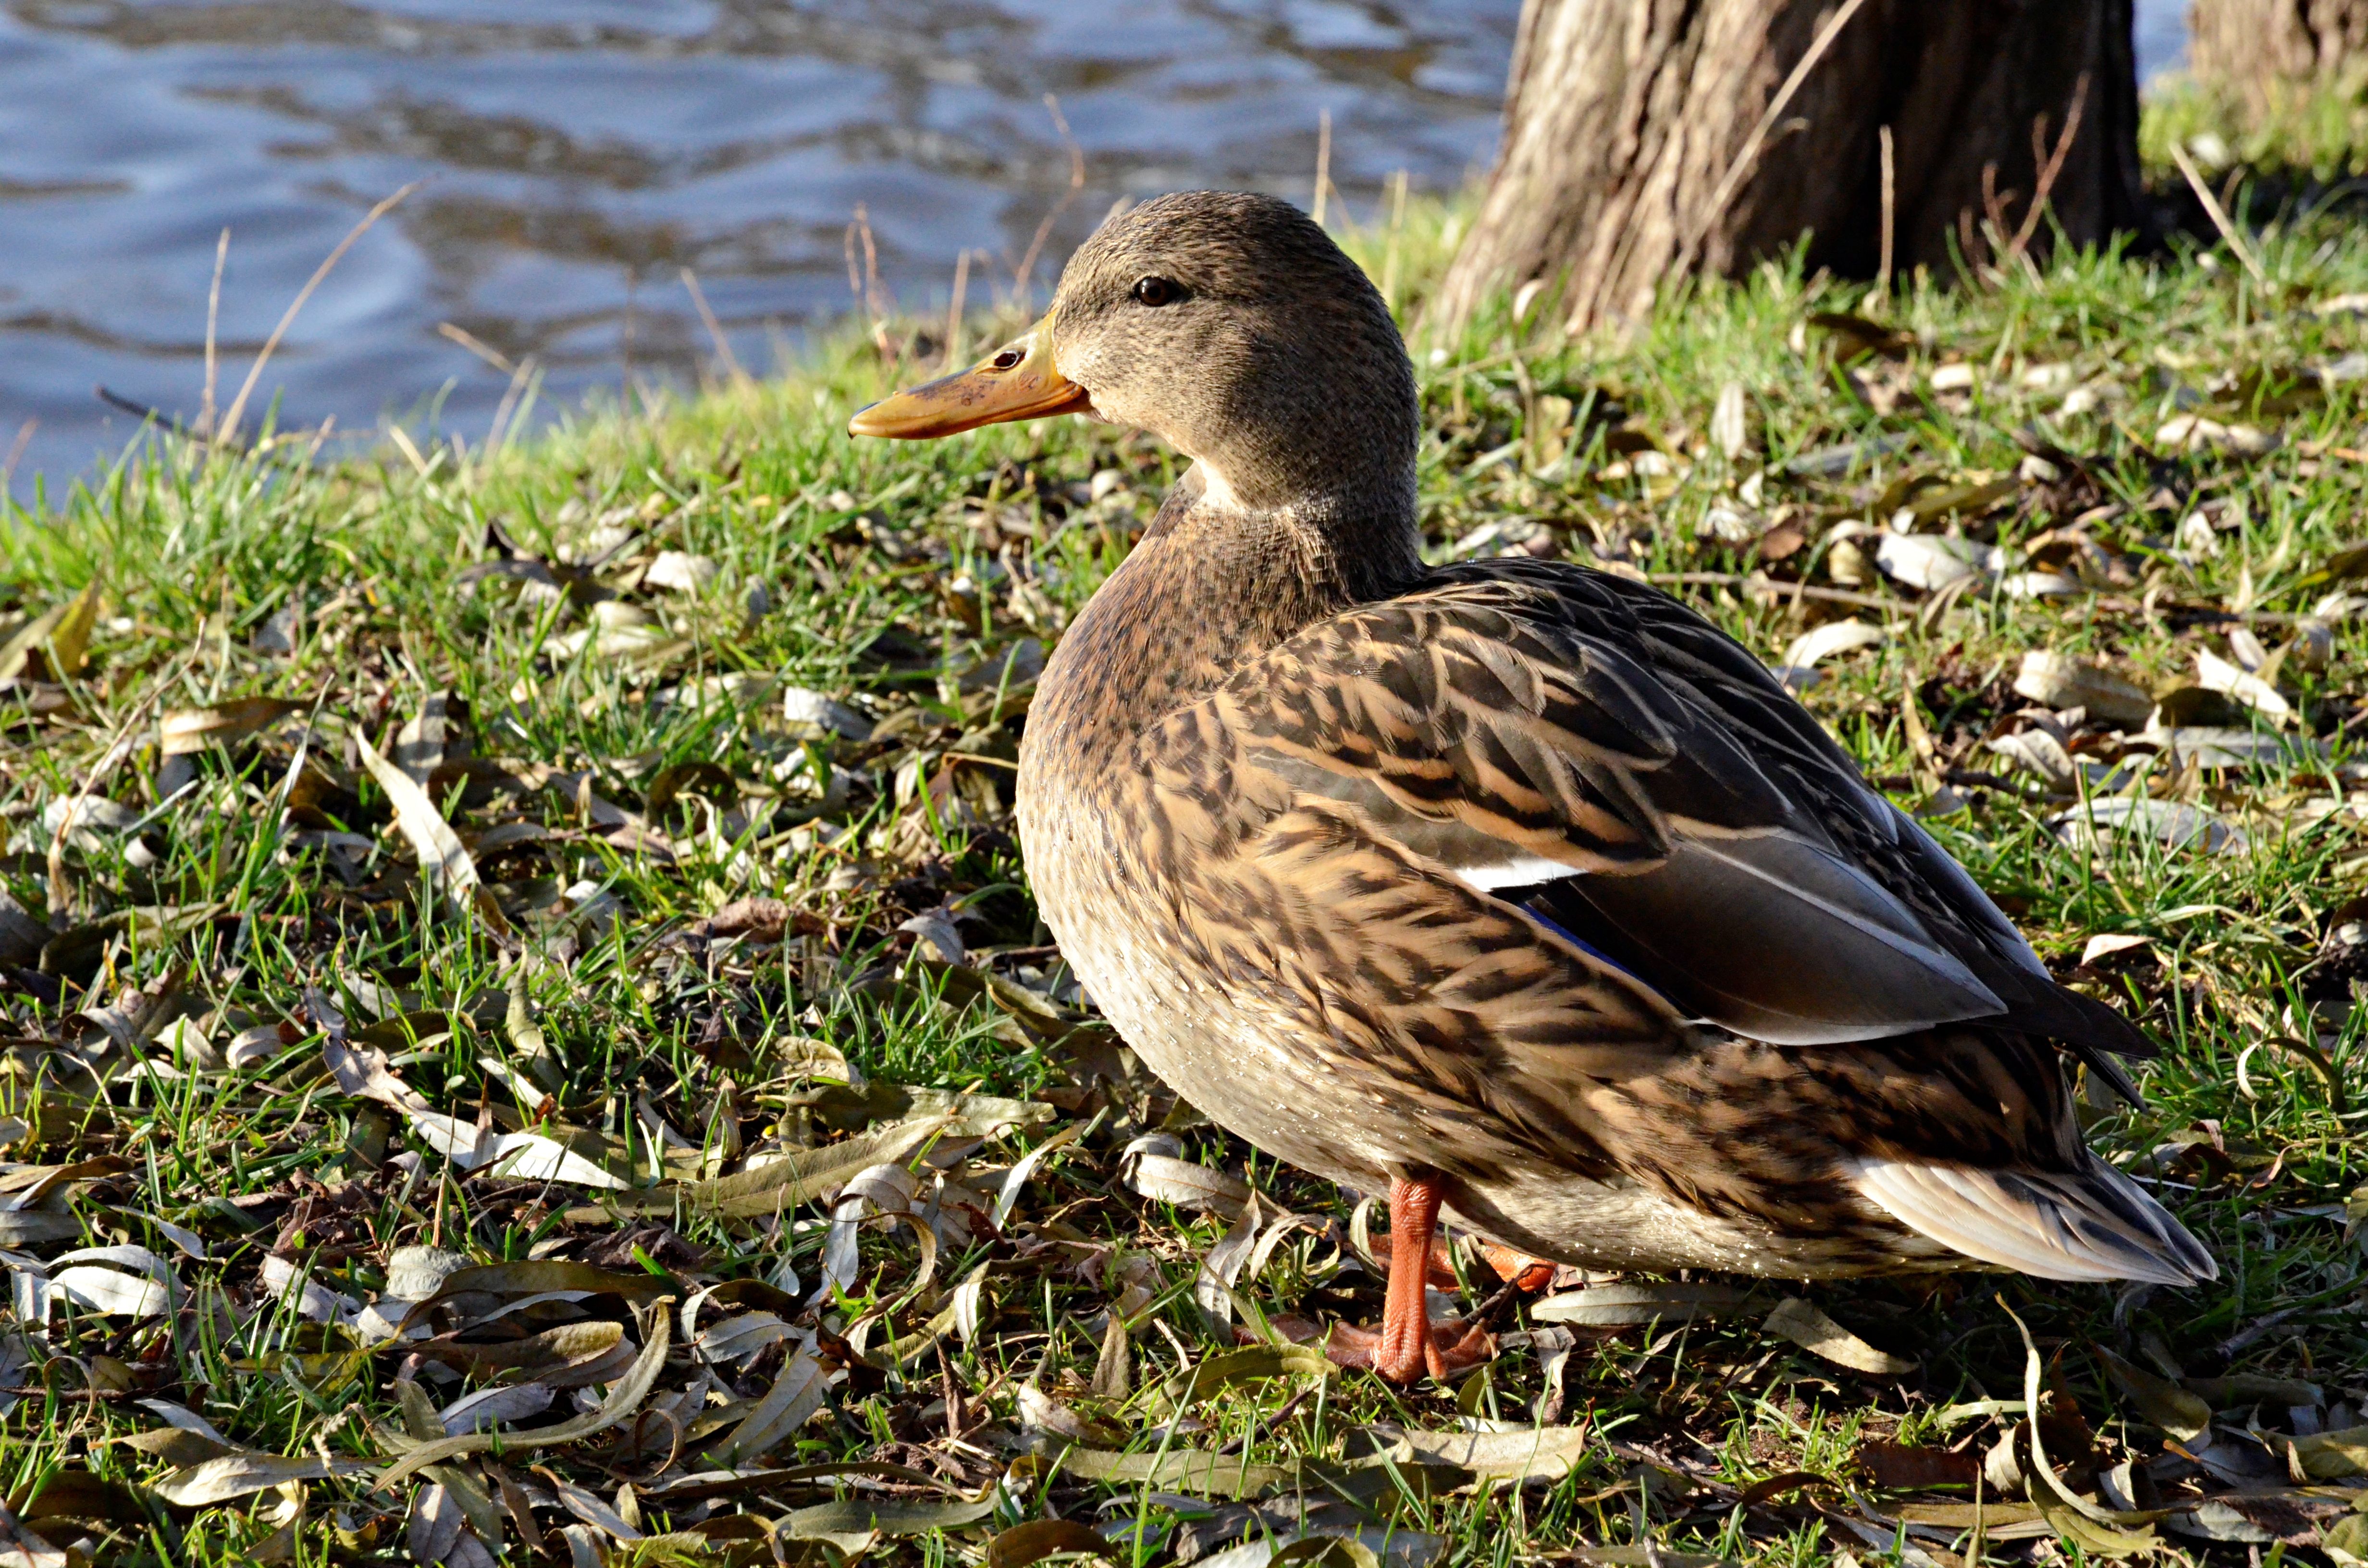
[{"x1": 979, "y1": 192, "x2": 2217, "y2": 1287}]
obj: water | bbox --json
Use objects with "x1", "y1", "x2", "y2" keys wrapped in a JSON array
[
  {"x1": 2136, "y1": 0, "x2": 2189, "y2": 84},
  {"x1": 0, "y1": 1, "x2": 2197, "y2": 499},
  {"x1": 0, "y1": 1, "x2": 1521, "y2": 497}
]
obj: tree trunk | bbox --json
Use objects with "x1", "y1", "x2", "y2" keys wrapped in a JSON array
[
  {"x1": 2189, "y1": 0, "x2": 2368, "y2": 112},
  {"x1": 1431, "y1": 0, "x2": 2144, "y2": 338}
]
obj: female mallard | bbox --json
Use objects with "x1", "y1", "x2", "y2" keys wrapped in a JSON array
[{"x1": 851, "y1": 191, "x2": 2214, "y2": 1383}]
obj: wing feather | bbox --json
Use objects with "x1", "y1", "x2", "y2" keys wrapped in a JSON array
[{"x1": 1209, "y1": 559, "x2": 2150, "y2": 1071}]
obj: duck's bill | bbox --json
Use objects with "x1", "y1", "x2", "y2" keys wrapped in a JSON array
[{"x1": 847, "y1": 320, "x2": 1090, "y2": 438}]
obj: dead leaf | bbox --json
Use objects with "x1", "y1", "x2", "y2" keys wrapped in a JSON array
[
  {"x1": 405, "y1": 1114, "x2": 631, "y2": 1189},
  {"x1": 160, "y1": 698, "x2": 303, "y2": 756},
  {"x1": 785, "y1": 1491, "x2": 1000, "y2": 1541},
  {"x1": 2196, "y1": 648, "x2": 2293, "y2": 725},
  {"x1": 2290, "y1": 1426, "x2": 2368, "y2": 1480},
  {"x1": 714, "y1": 1345, "x2": 827, "y2": 1464},
  {"x1": 404, "y1": 1261, "x2": 673, "y2": 1325},
  {"x1": 0, "y1": 583, "x2": 100, "y2": 683},
  {"x1": 987, "y1": 1519, "x2": 1113, "y2": 1568},
  {"x1": 1529, "y1": 1283, "x2": 1758, "y2": 1326},
  {"x1": 354, "y1": 731, "x2": 513, "y2": 937},
  {"x1": 2013, "y1": 651, "x2": 2155, "y2": 728},
  {"x1": 2053, "y1": 796, "x2": 2248, "y2": 856},
  {"x1": 2096, "y1": 1346, "x2": 2211, "y2": 1441},
  {"x1": 1762, "y1": 1298, "x2": 1915, "y2": 1375},
  {"x1": 47, "y1": 1263, "x2": 170, "y2": 1318},
  {"x1": 1381, "y1": 1424, "x2": 1591, "y2": 1483},
  {"x1": 374, "y1": 1300, "x2": 673, "y2": 1490},
  {"x1": 150, "y1": 1453, "x2": 364, "y2": 1507},
  {"x1": 2080, "y1": 933, "x2": 2153, "y2": 966},
  {"x1": 1783, "y1": 619, "x2": 1886, "y2": 668},
  {"x1": 1857, "y1": 1441, "x2": 1982, "y2": 1490},
  {"x1": 437, "y1": 1383, "x2": 557, "y2": 1436},
  {"x1": 324, "y1": 1035, "x2": 434, "y2": 1117},
  {"x1": 0, "y1": 1503, "x2": 65, "y2": 1568},
  {"x1": 409, "y1": 1320, "x2": 624, "y2": 1378},
  {"x1": 1152, "y1": 1344, "x2": 1334, "y2": 1415},
  {"x1": 1039, "y1": 1444, "x2": 1292, "y2": 1498},
  {"x1": 1122, "y1": 1138, "x2": 1253, "y2": 1218}
]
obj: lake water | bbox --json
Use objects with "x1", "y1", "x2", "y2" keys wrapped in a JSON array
[
  {"x1": 0, "y1": 0, "x2": 1521, "y2": 496},
  {"x1": 0, "y1": 0, "x2": 2192, "y2": 499}
]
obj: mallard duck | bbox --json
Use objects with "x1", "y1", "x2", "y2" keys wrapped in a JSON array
[{"x1": 851, "y1": 191, "x2": 2215, "y2": 1383}]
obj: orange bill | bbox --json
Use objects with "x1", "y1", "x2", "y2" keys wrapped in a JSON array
[{"x1": 847, "y1": 316, "x2": 1090, "y2": 438}]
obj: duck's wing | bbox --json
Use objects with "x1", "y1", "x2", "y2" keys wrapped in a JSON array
[{"x1": 1198, "y1": 558, "x2": 2147, "y2": 1089}]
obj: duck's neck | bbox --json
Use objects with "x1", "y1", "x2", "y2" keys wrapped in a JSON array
[{"x1": 1028, "y1": 471, "x2": 1422, "y2": 769}]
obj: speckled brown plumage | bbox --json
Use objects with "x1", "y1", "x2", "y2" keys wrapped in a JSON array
[{"x1": 855, "y1": 190, "x2": 2215, "y2": 1323}]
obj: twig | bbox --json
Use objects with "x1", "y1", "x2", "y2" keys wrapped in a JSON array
[
  {"x1": 849, "y1": 206, "x2": 894, "y2": 356},
  {"x1": 1381, "y1": 168, "x2": 1409, "y2": 311},
  {"x1": 1312, "y1": 108, "x2": 1332, "y2": 228},
  {"x1": 0, "y1": 419, "x2": 34, "y2": 491},
  {"x1": 679, "y1": 267, "x2": 752, "y2": 388},
  {"x1": 199, "y1": 226, "x2": 228, "y2": 438},
  {"x1": 943, "y1": 248, "x2": 973, "y2": 370},
  {"x1": 2169, "y1": 139, "x2": 2269, "y2": 289},
  {"x1": 438, "y1": 321, "x2": 515, "y2": 375},
  {"x1": 488, "y1": 358, "x2": 538, "y2": 453},
  {"x1": 219, "y1": 181, "x2": 421, "y2": 446},
  {"x1": 621, "y1": 264, "x2": 639, "y2": 404},
  {"x1": 1011, "y1": 93, "x2": 1086, "y2": 306},
  {"x1": 1876, "y1": 125, "x2": 1895, "y2": 301},
  {"x1": 95, "y1": 385, "x2": 210, "y2": 444},
  {"x1": 2005, "y1": 72, "x2": 2089, "y2": 268},
  {"x1": 1980, "y1": 162, "x2": 2017, "y2": 265},
  {"x1": 1691, "y1": 0, "x2": 1872, "y2": 263}
]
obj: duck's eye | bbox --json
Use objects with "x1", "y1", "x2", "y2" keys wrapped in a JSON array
[
  {"x1": 1131, "y1": 276, "x2": 1183, "y2": 307},
  {"x1": 989, "y1": 346, "x2": 1025, "y2": 370}
]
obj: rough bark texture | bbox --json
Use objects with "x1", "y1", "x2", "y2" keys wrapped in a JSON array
[
  {"x1": 1432, "y1": 0, "x2": 2144, "y2": 337},
  {"x1": 2190, "y1": 0, "x2": 2368, "y2": 110}
]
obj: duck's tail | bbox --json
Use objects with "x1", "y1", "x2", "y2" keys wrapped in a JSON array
[{"x1": 1847, "y1": 1155, "x2": 2217, "y2": 1287}]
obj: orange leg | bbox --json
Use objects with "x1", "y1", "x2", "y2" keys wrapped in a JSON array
[{"x1": 1324, "y1": 1173, "x2": 1494, "y2": 1383}]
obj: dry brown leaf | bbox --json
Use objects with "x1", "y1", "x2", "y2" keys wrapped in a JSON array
[
  {"x1": 374, "y1": 1301, "x2": 672, "y2": 1490},
  {"x1": 715, "y1": 1345, "x2": 828, "y2": 1464},
  {"x1": 404, "y1": 1114, "x2": 631, "y2": 1189},
  {"x1": 1856, "y1": 1441, "x2": 1982, "y2": 1490},
  {"x1": 1763, "y1": 1297, "x2": 1916, "y2": 1375},
  {"x1": 0, "y1": 581, "x2": 100, "y2": 683},
  {"x1": 149, "y1": 1453, "x2": 363, "y2": 1507},
  {"x1": 987, "y1": 1519, "x2": 1114, "y2": 1568},
  {"x1": 160, "y1": 697, "x2": 303, "y2": 756},
  {"x1": 1035, "y1": 1444, "x2": 1292, "y2": 1497},
  {"x1": 2012, "y1": 650, "x2": 2154, "y2": 727},
  {"x1": 575, "y1": 1111, "x2": 951, "y2": 1221},
  {"x1": 1529, "y1": 1283, "x2": 1758, "y2": 1326},
  {"x1": 354, "y1": 731, "x2": 514, "y2": 937},
  {"x1": 2290, "y1": 1426, "x2": 2368, "y2": 1480},
  {"x1": 409, "y1": 1320, "x2": 624, "y2": 1377},
  {"x1": 323, "y1": 1035, "x2": 433, "y2": 1118},
  {"x1": 1382, "y1": 1424, "x2": 1591, "y2": 1483},
  {"x1": 2096, "y1": 1346, "x2": 2211, "y2": 1441}
]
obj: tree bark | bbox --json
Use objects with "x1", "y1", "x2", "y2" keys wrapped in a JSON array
[
  {"x1": 2189, "y1": 0, "x2": 2368, "y2": 112},
  {"x1": 1431, "y1": 0, "x2": 2145, "y2": 338}
]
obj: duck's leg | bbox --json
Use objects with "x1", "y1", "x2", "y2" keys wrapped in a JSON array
[{"x1": 1326, "y1": 1172, "x2": 1494, "y2": 1383}]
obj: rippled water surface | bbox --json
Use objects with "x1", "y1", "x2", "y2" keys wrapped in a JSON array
[
  {"x1": 0, "y1": 0, "x2": 2200, "y2": 495},
  {"x1": 0, "y1": 0, "x2": 1522, "y2": 492}
]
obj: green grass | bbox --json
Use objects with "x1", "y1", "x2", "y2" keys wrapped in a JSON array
[
  {"x1": 2144, "y1": 68, "x2": 2368, "y2": 184},
  {"x1": 1, "y1": 183, "x2": 2366, "y2": 1568}
]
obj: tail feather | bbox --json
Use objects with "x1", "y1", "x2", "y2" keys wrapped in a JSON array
[{"x1": 1849, "y1": 1156, "x2": 2217, "y2": 1287}]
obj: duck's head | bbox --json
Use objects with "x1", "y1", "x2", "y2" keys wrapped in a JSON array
[{"x1": 850, "y1": 190, "x2": 1417, "y2": 524}]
